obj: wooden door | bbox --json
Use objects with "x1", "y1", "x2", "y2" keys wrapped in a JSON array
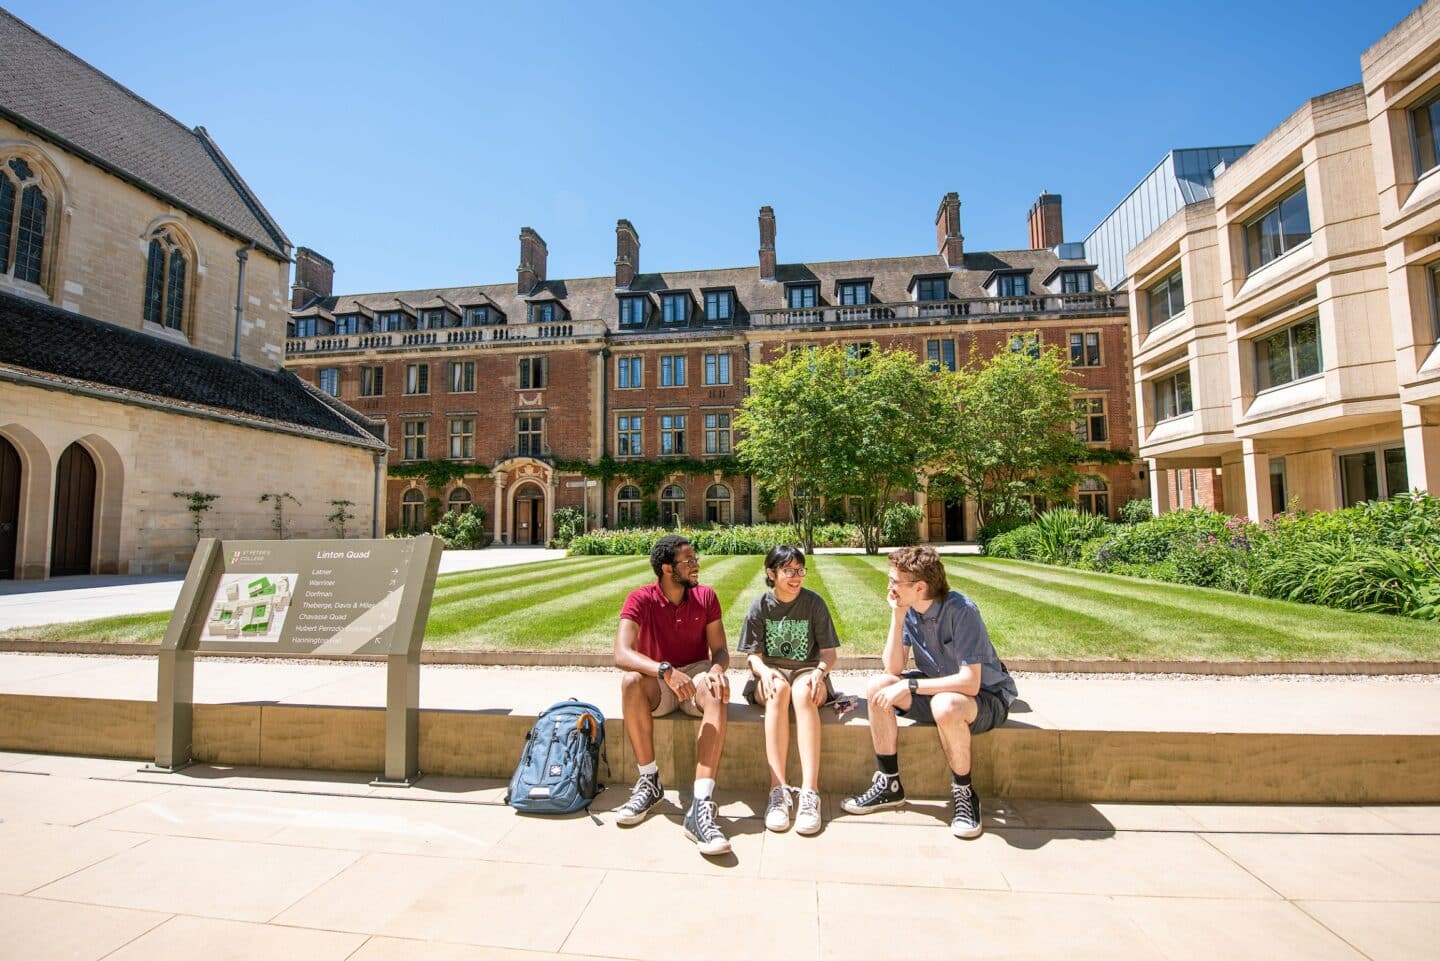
[
  {"x1": 50, "y1": 442, "x2": 95, "y2": 576},
  {"x1": 0, "y1": 436, "x2": 19, "y2": 579}
]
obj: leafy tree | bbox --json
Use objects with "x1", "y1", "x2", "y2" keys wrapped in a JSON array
[
  {"x1": 931, "y1": 345, "x2": 1100, "y2": 527},
  {"x1": 738, "y1": 345, "x2": 947, "y2": 553}
]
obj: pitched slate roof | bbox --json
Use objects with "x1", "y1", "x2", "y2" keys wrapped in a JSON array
[
  {"x1": 303, "y1": 246, "x2": 1105, "y2": 335},
  {"x1": 0, "y1": 9, "x2": 289, "y2": 258},
  {"x1": 0, "y1": 292, "x2": 384, "y2": 449}
]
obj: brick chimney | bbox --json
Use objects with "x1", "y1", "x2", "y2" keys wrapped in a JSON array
[
  {"x1": 935, "y1": 193, "x2": 963, "y2": 268},
  {"x1": 758, "y1": 206, "x2": 777, "y2": 281},
  {"x1": 614, "y1": 219, "x2": 640, "y2": 289},
  {"x1": 517, "y1": 227, "x2": 547, "y2": 294},
  {"x1": 290, "y1": 246, "x2": 334, "y2": 309},
  {"x1": 1027, "y1": 193, "x2": 1064, "y2": 249}
]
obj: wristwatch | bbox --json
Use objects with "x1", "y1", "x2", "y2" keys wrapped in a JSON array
[
  {"x1": 907, "y1": 677, "x2": 920, "y2": 695},
  {"x1": 657, "y1": 661, "x2": 673, "y2": 681}
]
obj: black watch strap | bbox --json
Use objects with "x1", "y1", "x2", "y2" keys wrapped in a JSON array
[{"x1": 908, "y1": 677, "x2": 919, "y2": 695}]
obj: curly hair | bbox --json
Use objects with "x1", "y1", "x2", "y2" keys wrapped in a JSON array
[
  {"x1": 887, "y1": 545, "x2": 949, "y2": 600},
  {"x1": 650, "y1": 534, "x2": 692, "y2": 579}
]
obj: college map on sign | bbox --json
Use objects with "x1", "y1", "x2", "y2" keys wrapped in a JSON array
[{"x1": 205, "y1": 573, "x2": 295, "y2": 641}]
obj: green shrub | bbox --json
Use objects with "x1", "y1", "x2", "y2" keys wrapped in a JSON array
[
  {"x1": 1252, "y1": 539, "x2": 1439, "y2": 619},
  {"x1": 428, "y1": 507, "x2": 492, "y2": 550},
  {"x1": 548, "y1": 507, "x2": 588, "y2": 548},
  {"x1": 977, "y1": 509, "x2": 1032, "y2": 547},
  {"x1": 568, "y1": 523, "x2": 863, "y2": 556},
  {"x1": 985, "y1": 524, "x2": 1041, "y2": 560},
  {"x1": 1119, "y1": 498, "x2": 1153, "y2": 524},
  {"x1": 1032, "y1": 508, "x2": 1111, "y2": 566},
  {"x1": 1092, "y1": 506, "x2": 1232, "y2": 568},
  {"x1": 880, "y1": 503, "x2": 924, "y2": 547}
]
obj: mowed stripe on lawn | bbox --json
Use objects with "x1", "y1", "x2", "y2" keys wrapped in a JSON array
[{"x1": 806, "y1": 555, "x2": 892, "y2": 647}]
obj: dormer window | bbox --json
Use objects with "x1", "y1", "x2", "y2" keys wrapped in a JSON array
[
  {"x1": 787, "y1": 284, "x2": 818, "y2": 309},
  {"x1": 294, "y1": 317, "x2": 333, "y2": 338},
  {"x1": 530, "y1": 302, "x2": 556, "y2": 324},
  {"x1": 915, "y1": 277, "x2": 949, "y2": 302},
  {"x1": 619, "y1": 296, "x2": 647, "y2": 327},
  {"x1": 1058, "y1": 270, "x2": 1092, "y2": 293},
  {"x1": 704, "y1": 290, "x2": 734, "y2": 322},
  {"x1": 335, "y1": 313, "x2": 370, "y2": 334},
  {"x1": 661, "y1": 293, "x2": 688, "y2": 324},
  {"x1": 998, "y1": 274, "x2": 1029, "y2": 297},
  {"x1": 838, "y1": 281, "x2": 872, "y2": 306},
  {"x1": 466, "y1": 307, "x2": 489, "y2": 326},
  {"x1": 421, "y1": 309, "x2": 448, "y2": 328}
]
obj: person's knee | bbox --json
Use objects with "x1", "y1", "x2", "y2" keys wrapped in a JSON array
[
  {"x1": 932, "y1": 692, "x2": 976, "y2": 726},
  {"x1": 620, "y1": 671, "x2": 648, "y2": 697},
  {"x1": 866, "y1": 673, "x2": 898, "y2": 696},
  {"x1": 770, "y1": 677, "x2": 792, "y2": 702}
]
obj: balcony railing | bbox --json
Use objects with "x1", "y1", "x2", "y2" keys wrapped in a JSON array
[
  {"x1": 749, "y1": 291, "x2": 1127, "y2": 328},
  {"x1": 287, "y1": 319, "x2": 610, "y2": 355}
]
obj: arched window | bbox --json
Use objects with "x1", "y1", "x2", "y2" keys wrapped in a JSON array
[
  {"x1": 447, "y1": 486, "x2": 472, "y2": 514},
  {"x1": 143, "y1": 228, "x2": 189, "y2": 331},
  {"x1": 0, "y1": 157, "x2": 48, "y2": 285},
  {"x1": 705, "y1": 484, "x2": 731, "y2": 525},
  {"x1": 400, "y1": 488, "x2": 426, "y2": 531},
  {"x1": 616, "y1": 484, "x2": 641, "y2": 528},
  {"x1": 1078, "y1": 477, "x2": 1109, "y2": 517},
  {"x1": 660, "y1": 484, "x2": 686, "y2": 527}
]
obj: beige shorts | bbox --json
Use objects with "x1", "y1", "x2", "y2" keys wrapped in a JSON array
[
  {"x1": 653, "y1": 660, "x2": 712, "y2": 718},
  {"x1": 744, "y1": 665, "x2": 835, "y2": 706}
]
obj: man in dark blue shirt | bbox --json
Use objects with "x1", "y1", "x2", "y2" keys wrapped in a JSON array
[{"x1": 841, "y1": 546, "x2": 1017, "y2": 838}]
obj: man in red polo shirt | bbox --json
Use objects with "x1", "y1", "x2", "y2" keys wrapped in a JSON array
[{"x1": 613, "y1": 534, "x2": 732, "y2": 856}]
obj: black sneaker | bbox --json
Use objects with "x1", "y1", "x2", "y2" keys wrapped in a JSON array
[
  {"x1": 683, "y1": 798, "x2": 731, "y2": 856},
  {"x1": 951, "y1": 781, "x2": 982, "y2": 839},
  {"x1": 614, "y1": 772, "x2": 663, "y2": 825},
  {"x1": 841, "y1": 770, "x2": 905, "y2": 815}
]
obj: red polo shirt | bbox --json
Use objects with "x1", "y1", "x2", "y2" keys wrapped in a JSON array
[{"x1": 619, "y1": 581, "x2": 721, "y2": 666}]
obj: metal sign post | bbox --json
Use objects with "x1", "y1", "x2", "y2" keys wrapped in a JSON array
[{"x1": 151, "y1": 535, "x2": 443, "y2": 784}]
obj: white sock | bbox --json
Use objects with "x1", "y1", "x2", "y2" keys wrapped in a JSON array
[
  {"x1": 638, "y1": 761, "x2": 658, "y2": 778},
  {"x1": 693, "y1": 778, "x2": 715, "y2": 801}
]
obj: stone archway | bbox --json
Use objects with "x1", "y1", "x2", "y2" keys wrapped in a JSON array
[
  {"x1": 50, "y1": 442, "x2": 96, "y2": 575},
  {"x1": 491, "y1": 458, "x2": 555, "y2": 546},
  {"x1": 0, "y1": 424, "x2": 51, "y2": 579}
]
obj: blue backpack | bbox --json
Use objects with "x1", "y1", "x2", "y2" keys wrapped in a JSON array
[{"x1": 506, "y1": 699, "x2": 608, "y2": 815}]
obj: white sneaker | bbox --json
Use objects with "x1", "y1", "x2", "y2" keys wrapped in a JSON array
[
  {"x1": 764, "y1": 785, "x2": 793, "y2": 832},
  {"x1": 795, "y1": 788, "x2": 822, "y2": 836}
]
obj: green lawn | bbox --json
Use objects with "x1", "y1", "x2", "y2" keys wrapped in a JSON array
[{"x1": 9, "y1": 555, "x2": 1440, "y2": 661}]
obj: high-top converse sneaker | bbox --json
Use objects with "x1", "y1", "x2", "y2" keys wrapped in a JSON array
[
  {"x1": 950, "y1": 780, "x2": 982, "y2": 839},
  {"x1": 841, "y1": 770, "x2": 905, "y2": 815},
  {"x1": 683, "y1": 797, "x2": 732, "y2": 856},
  {"x1": 614, "y1": 772, "x2": 663, "y2": 826}
]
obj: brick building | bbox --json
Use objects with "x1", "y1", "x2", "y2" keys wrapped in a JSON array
[
  {"x1": 0, "y1": 10, "x2": 385, "y2": 579},
  {"x1": 289, "y1": 192, "x2": 1140, "y2": 544}
]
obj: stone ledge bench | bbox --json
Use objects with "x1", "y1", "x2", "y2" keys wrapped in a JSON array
[{"x1": 1, "y1": 654, "x2": 1436, "y2": 804}]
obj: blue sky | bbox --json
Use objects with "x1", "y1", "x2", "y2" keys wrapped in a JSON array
[{"x1": 9, "y1": 0, "x2": 1423, "y2": 293}]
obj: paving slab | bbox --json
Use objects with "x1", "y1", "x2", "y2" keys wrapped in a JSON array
[{"x1": 0, "y1": 894, "x2": 169, "y2": 961}]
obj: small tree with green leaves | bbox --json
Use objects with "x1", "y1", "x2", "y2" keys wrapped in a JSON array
[
  {"x1": 259, "y1": 492, "x2": 300, "y2": 540},
  {"x1": 172, "y1": 491, "x2": 219, "y2": 544},
  {"x1": 328, "y1": 499, "x2": 356, "y2": 538}
]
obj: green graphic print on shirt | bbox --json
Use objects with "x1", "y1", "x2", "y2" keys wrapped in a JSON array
[{"x1": 764, "y1": 619, "x2": 811, "y2": 661}]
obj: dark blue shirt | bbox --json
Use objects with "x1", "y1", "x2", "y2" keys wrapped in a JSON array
[{"x1": 902, "y1": 590, "x2": 1017, "y2": 705}]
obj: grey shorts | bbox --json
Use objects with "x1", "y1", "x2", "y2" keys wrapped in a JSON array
[
  {"x1": 742, "y1": 665, "x2": 835, "y2": 706},
  {"x1": 896, "y1": 672, "x2": 1009, "y2": 734}
]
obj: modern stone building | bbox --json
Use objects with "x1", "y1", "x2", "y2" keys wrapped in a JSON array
[
  {"x1": 0, "y1": 10, "x2": 385, "y2": 579},
  {"x1": 288, "y1": 196, "x2": 1141, "y2": 543},
  {"x1": 1122, "y1": 1, "x2": 1440, "y2": 517}
]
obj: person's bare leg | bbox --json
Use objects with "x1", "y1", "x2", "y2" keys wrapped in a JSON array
[
  {"x1": 693, "y1": 676, "x2": 729, "y2": 780},
  {"x1": 793, "y1": 672, "x2": 824, "y2": 791},
  {"x1": 621, "y1": 671, "x2": 662, "y2": 765},
  {"x1": 865, "y1": 672, "x2": 904, "y2": 754},
  {"x1": 931, "y1": 692, "x2": 979, "y2": 776},
  {"x1": 762, "y1": 678, "x2": 792, "y2": 788}
]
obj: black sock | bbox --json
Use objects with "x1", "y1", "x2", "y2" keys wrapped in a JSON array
[
  {"x1": 952, "y1": 772, "x2": 972, "y2": 788},
  {"x1": 877, "y1": 753, "x2": 899, "y2": 777}
]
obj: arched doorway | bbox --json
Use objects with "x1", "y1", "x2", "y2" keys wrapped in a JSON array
[
  {"x1": 51, "y1": 442, "x2": 96, "y2": 576},
  {"x1": 512, "y1": 483, "x2": 545, "y2": 545},
  {"x1": 0, "y1": 435, "x2": 20, "y2": 579},
  {"x1": 925, "y1": 476, "x2": 966, "y2": 542}
]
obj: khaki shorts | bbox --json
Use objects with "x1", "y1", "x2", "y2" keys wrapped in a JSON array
[
  {"x1": 743, "y1": 665, "x2": 835, "y2": 706},
  {"x1": 653, "y1": 660, "x2": 712, "y2": 718}
]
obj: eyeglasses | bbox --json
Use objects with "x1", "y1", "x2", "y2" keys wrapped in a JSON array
[
  {"x1": 777, "y1": 567, "x2": 807, "y2": 578},
  {"x1": 887, "y1": 576, "x2": 920, "y2": 587},
  {"x1": 675, "y1": 557, "x2": 701, "y2": 568}
]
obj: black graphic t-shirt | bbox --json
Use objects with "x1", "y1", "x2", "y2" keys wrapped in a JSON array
[{"x1": 738, "y1": 587, "x2": 840, "y2": 669}]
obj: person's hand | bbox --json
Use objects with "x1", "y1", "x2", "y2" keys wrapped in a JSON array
[
  {"x1": 702, "y1": 664, "x2": 729, "y2": 698},
  {"x1": 667, "y1": 668, "x2": 696, "y2": 701},
  {"x1": 887, "y1": 586, "x2": 910, "y2": 614},
  {"x1": 870, "y1": 679, "x2": 909, "y2": 712},
  {"x1": 809, "y1": 671, "x2": 828, "y2": 707},
  {"x1": 757, "y1": 668, "x2": 778, "y2": 702}
]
